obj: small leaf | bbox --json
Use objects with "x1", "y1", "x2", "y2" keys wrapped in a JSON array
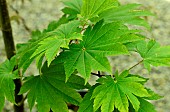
[
  {"x1": 136, "y1": 40, "x2": 170, "y2": 70},
  {"x1": 44, "y1": 15, "x2": 69, "y2": 32},
  {"x1": 81, "y1": 0, "x2": 119, "y2": 19},
  {"x1": 31, "y1": 20, "x2": 82, "y2": 66},
  {"x1": 18, "y1": 16, "x2": 69, "y2": 73},
  {"x1": 0, "y1": 56, "x2": 18, "y2": 103},
  {"x1": 62, "y1": 0, "x2": 82, "y2": 13},
  {"x1": 98, "y1": 3, "x2": 153, "y2": 28}
]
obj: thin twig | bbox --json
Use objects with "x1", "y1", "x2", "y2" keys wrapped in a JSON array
[
  {"x1": 9, "y1": 5, "x2": 32, "y2": 33},
  {"x1": 0, "y1": 0, "x2": 24, "y2": 111},
  {"x1": 91, "y1": 72, "x2": 105, "y2": 77},
  {"x1": 128, "y1": 60, "x2": 143, "y2": 71},
  {"x1": 17, "y1": 95, "x2": 27, "y2": 106}
]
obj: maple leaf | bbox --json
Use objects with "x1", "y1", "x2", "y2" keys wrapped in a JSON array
[
  {"x1": 56, "y1": 20, "x2": 144, "y2": 81},
  {"x1": 0, "y1": 56, "x2": 19, "y2": 105},
  {"x1": 17, "y1": 15, "x2": 70, "y2": 73},
  {"x1": 81, "y1": 0, "x2": 119, "y2": 19},
  {"x1": 17, "y1": 30, "x2": 48, "y2": 73},
  {"x1": 62, "y1": 0, "x2": 82, "y2": 13},
  {"x1": 44, "y1": 15, "x2": 69, "y2": 32},
  {"x1": 136, "y1": 40, "x2": 170, "y2": 71},
  {"x1": 91, "y1": 70, "x2": 151, "y2": 112},
  {"x1": 98, "y1": 3, "x2": 153, "y2": 28},
  {"x1": 19, "y1": 62, "x2": 85, "y2": 112},
  {"x1": 61, "y1": 0, "x2": 82, "y2": 19},
  {"x1": 31, "y1": 20, "x2": 82, "y2": 66}
]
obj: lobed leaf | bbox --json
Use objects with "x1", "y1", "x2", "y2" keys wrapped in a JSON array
[
  {"x1": 31, "y1": 20, "x2": 82, "y2": 66},
  {"x1": 62, "y1": 0, "x2": 82, "y2": 13},
  {"x1": 136, "y1": 40, "x2": 170, "y2": 70},
  {"x1": 17, "y1": 15, "x2": 70, "y2": 73},
  {"x1": 98, "y1": 3, "x2": 153, "y2": 28},
  {"x1": 0, "y1": 56, "x2": 19, "y2": 104},
  {"x1": 91, "y1": 71, "x2": 151, "y2": 112},
  {"x1": 19, "y1": 62, "x2": 86, "y2": 112},
  {"x1": 81, "y1": 0, "x2": 119, "y2": 19},
  {"x1": 57, "y1": 20, "x2": 144, "y2": 81}
]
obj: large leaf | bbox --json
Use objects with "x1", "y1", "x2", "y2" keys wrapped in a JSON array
[
  {"x1": 98, "y1": 4, "x2": 153, "y2": 28},
  {"x1": 0, "y1": 57, "x2": 18, "y2": 104},
  {"x1": 31, "y1": 20, "x2": 82, "y2": 66},
  {"x1": 19, "y1": 62, "x2": 85, "y2": 112},
  {"x1": 136, "y1": 40, "x2": 170, "y2": 71},
  {"x1": 81, "y1": 0, "x2": 119, "y2": 19},
  {"x1": 91, "y1": 71, "x2": 151, "y2": 112},
  {"x1": 57, "y1": 21, "x2": 143, "y2": 81}
]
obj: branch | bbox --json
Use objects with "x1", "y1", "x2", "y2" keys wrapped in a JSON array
[
  {"x1": 9, "y1": 5, "x2": 31, "y2": 33},
  {"x1": 17, "y1": 95, "x2": 27, "y2": 106},
  {"x1": 91, "y1": 72, "x2": 105, "y2": 77},
  {"x1": 128, "y1": 60, "x2": 143, "y2": 71},
  {"x1": 0, "y1": 0, "x2": 24, "y2": 111}
]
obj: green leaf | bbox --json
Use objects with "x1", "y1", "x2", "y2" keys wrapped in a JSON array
[
  {"x1": 17, "y1": 30, "x2": 46, "y2": 73},
  {"x1": 81, "y1": 0, "x2": 119, "y2": 19},
  {"x1": 17, "y1": 15, "x2": 69, "y2": 73},
  {"x1": 19, "y1": 63, "x2": 83, "y2": 112},
  {"x1": 91, "y1": 71, "x2": 150, "y2": 112},
  {"x1": 138, "y1": 98, "x2": 156, "y2": 112},
  {"x1": 0, "y1": 89, "x2": 5, "y2": 111},
  {"x1": 44, "y1": 15, "x2": 69, "y2": 32},
  {"x1": 0, "y1": 56, "x2": 18, "y2": 104},
  {"x1": 31, "y1": 20, "x2": 82, "y2": 66},
  {"x1": 62, "y1": 7, "x2": 79, "y2": 20},
  {"x1": 18, "y1": 44, "x2": 39, "y2": 73},
  {"x1": 57, "y1": 21, "x2": 144, "y2": 81},
  {"x1": 62, "y1": 0, "x2": 82, "y2": 13},
  {"x1": 144, "y1": 88, "x2": 163, "y2": 100},
  {"x1": 78, "y1": 85, "x2": 96, "y2": 112},
  {"x1": 98, "y1": 4, "x2": 153, "y2": 28},
  {"x1": 136, "y1": 40, "x2": 170, "y2": 70},
  {"x1": 62, "y1": 0, "x2": 82, "y2": 20}
]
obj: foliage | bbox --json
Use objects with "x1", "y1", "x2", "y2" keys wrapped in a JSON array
[
  {"x1": 0, "y1": 0, "x2": 169, "y2": 112},
  {"x1": 0, "y1": 56, "x2": 18, "y2": 105}
]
